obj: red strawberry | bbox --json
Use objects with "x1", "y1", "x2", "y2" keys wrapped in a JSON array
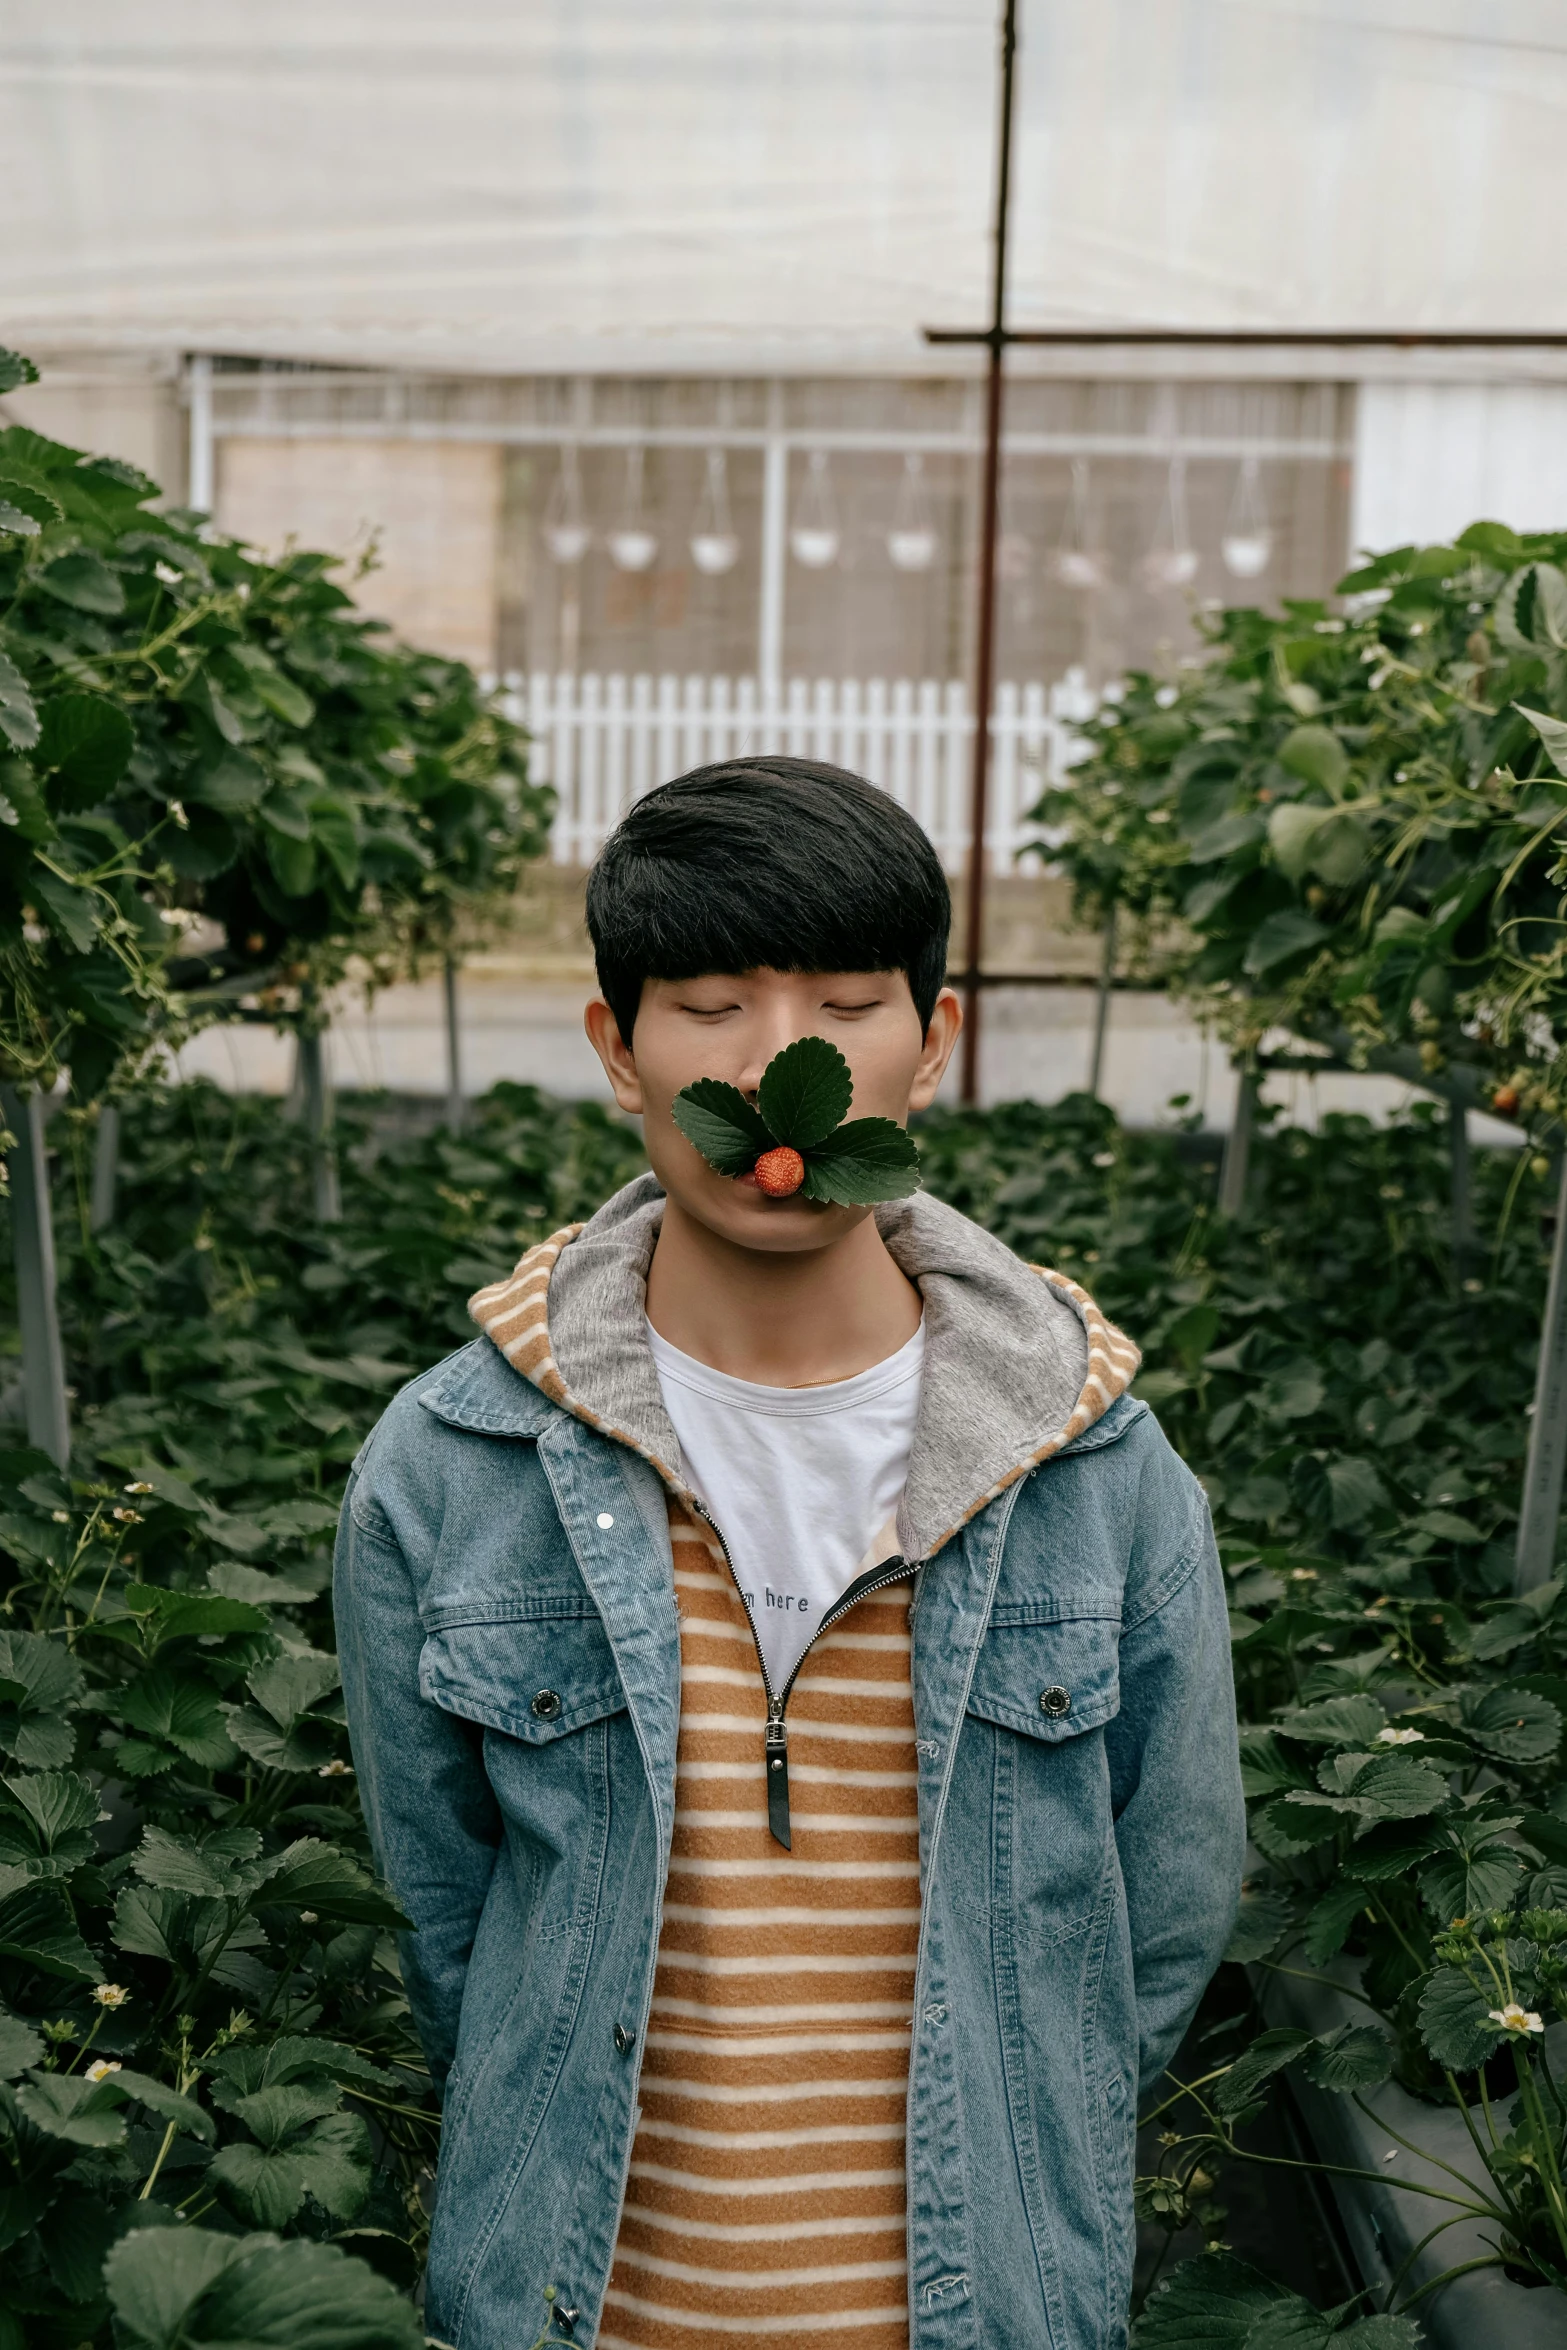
[{"x1": 753, "y1": 1145, "x2": 806, "y2": 1197}]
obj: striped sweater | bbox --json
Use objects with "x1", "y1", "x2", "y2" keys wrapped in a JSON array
[{"x1": 469, "y1": 1191, "x2": 1139, "y2": 2348}]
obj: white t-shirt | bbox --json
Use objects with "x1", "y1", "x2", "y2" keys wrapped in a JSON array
[{"x1": 647, "y1": 1318, "x2": 925, "y2": 1694}]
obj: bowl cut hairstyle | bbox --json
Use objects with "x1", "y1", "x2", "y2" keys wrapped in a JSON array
[{"x1": 586, "y1": 756, "x2": 952, "y2": 1044}]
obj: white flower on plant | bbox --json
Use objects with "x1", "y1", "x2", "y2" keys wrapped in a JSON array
[
  {"x1": 300, "y1": 1911, "x2": 319, "y2": 1924},
  {"x1": 113, "y1": 1507, "x2": 143, "y2": 1525},
  {"x1": 1376, "y1": 1727, "x2": 1425, "y2": 1746},
  {"x1": 154, "y1": 561, "x2": 181, "y2": 585},
  {"x1": 51, "y1": 1509, "x2": 69, "y2": 1524},
  {"x1": 1490, "y1": 2004, "x2": 1545, "y2": 2036},
  {"x1": 318, "y1": 1759, "x2": 353, "y2": 1777},
  {"x1": 123, "y1": 1482, "x2": 153, "y2": 1495},
  {"x1": 92, "y1": 1984, "x2": 130, "y2": 2009},
  {"x1": 84, "y1": 2059, "x2": 122, "y2": 2084}
]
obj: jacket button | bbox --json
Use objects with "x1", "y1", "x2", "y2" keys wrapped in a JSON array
[
  {"x1": 1039, "y1": 1685, "x2": 1071, "y2": 1719},
  {"x1": 614, "y1": 2022, "x2": 634, "y2": 2055},
  {"x1": 531, "y1": 1689, "x2": 563, "y2": 1720}
]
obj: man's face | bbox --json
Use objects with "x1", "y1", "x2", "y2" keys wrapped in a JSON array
[{"x1": 585, "y1": 968, "x2": 961, "y2": 1256}]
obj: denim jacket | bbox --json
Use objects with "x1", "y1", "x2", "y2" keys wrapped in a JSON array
[{"x1": 335, "y1": 1180, "x2": 1245, "y2": 2350}]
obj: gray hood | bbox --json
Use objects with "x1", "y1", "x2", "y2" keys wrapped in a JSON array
[{"x1": 469, "y1": 1172, "x2": 1140, "y2": 1561}]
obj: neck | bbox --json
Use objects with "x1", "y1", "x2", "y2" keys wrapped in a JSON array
[{"x1": 645, "y1": 1199, "x2": 923, "y2": 1386}]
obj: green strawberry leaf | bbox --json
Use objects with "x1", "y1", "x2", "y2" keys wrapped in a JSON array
[
  {"x1": 671, "y1": 1079, "x2": 773, "y2": 1175},
  {"x1": 799, "y1": 1118, "x2": 921, "y2": 1206},
  {"x1": 756, "y1": 1034, "x2": 853, "y2": 1148}
]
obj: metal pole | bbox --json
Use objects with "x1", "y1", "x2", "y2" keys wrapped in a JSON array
[
  {"x1": 443, "y1": 955, "x2": 465, "y2": 1133},
  {"x1": 1, "y1": 1084, "x2": 70, "y2": 1469},
  {"x1": 1516, "y1": 1155, "x2": 1567, "y2": 1594},
  {"x1": 1449, "y1": 1097, "x2": 1475, "y2": 1271},
  {"x1": 1087, "y1": 910, "x2": 1117, "y2": 1098},
  {"x1": 958, "y1": 0, "x2": 1018, "y2": 1108},
  {"x1": 187, "y1": 354, "x2": 214, "y2": 513},
  {"x1": 758, "y1": 381, "x2": 787, "y2": 707},
  {"x1": 1218, "y1": 1059, "x2": 1257, "y2": 1219},
  {"x1": 297, "y1": 1024, "x2": 341, "y2": 1225},
  {"x1": 90, "y1": 1102, "x2": 120, "y2": 1232}
]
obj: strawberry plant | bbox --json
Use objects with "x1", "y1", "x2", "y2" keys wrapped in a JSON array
[{"x1": 1032, "y1": 525, "x2": 1567, "y2": 1142}]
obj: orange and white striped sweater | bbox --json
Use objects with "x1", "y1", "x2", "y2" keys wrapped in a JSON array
[{"x1": 469, "y1": 1184, "x2": 1139, "y2": 2350}]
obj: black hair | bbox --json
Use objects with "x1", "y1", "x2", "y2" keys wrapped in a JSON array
[{"x1": 585, "y1": 755, "x2": 951, "y2": 1041}]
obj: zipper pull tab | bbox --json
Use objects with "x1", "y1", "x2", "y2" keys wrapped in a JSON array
[{"x1": 764, "y1": 1704, "x2": 791, "y2": 1851}]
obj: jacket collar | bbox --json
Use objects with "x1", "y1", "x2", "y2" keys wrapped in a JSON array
[{"x1": 466, "y1": 1173, "x2": 1141, "y2": 1562}]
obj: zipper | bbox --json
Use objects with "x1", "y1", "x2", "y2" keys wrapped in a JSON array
[{"x1": 689, "y1": 1498, "x2": 911, "y2": 1853}]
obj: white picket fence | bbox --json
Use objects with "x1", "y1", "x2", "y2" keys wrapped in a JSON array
[{"x1": 495, "y1": 671, "x2": 1095, "y2": 871}]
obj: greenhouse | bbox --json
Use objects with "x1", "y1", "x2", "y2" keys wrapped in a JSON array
[{"x1": 6, "y1": 5, "x2": 1567, "y2": 2348}]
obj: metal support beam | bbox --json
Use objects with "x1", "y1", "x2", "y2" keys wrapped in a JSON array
[
  {"x1": 1088, "y1": 911, "x2": 1117, "y2": 1099},
  {"x1": 1218, "y1": 1061, "x2": 1257, "y2": 1218},
  {"x1": 1516, "y1": 1155, "x2": 1567, "y2": 1595},
  {"x1": 1448, "y1": 1097, "x2": 1475, "y2": 1272},
  {"x1": 757, "y1": 382, "x2": 787, "y2": 701},
  {"x1": 443, "y1": 957, "x2": 465, "y2": 1134},
  {"x1": 187, "y1": 353, "x2": 214, "y2": 512},
  {"x1": 958, "y1": 0, "x2": 1018, "y2": 1108},
  {"x1": 90, "y1": 1103, "x2": 120, "y2": 1233},
  {"x1": 1, "y1": 1085, "x2": 70, "y2": 1469},
  {"x1": 296, "y1": 1027, "x2": 341, "y2": 1224}
]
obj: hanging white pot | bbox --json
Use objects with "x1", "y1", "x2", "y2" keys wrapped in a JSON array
[
  {"x1": 791, "y1": 450, "x2": 840, "y2": 568},
  {"x1": 609, "y1": 447, "x2": 658, "y2": 572},
  {"x1": 886, "y1": 453, "x2": 937, "y2": 572},
  {"x1": 1141, "y1": 455, "x2": 1198, "y2": 592},
  {"x1": 689, "y1": 448, "x2": 740, "y2": 573},
  {"x1": 609, "y1": 529, "x2": 658, "y2": 572},
  {"x1": 1222, "y1": 454, "x2": 1272, "y2": 577},
  {"x1": 544, "y1": 447, "x2": 590, "y2": 566},
  {"x1": 1051, "y1": 458, "x2": 1106, "y2": 589}
]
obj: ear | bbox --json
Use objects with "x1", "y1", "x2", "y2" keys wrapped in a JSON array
[
  {"x1": 584, "y1": 997, "x2": 644, "y2": 1114},
  {"x1": 908, "y1": 987, "x2": 962, "y2": 1113}
]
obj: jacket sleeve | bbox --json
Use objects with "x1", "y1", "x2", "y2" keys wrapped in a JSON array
[
  {"x1": 334, "y1": 1454, "x2": 503, "y2": 2091},
  {"x1": 1104, "y1": 1461, "x2": 1245, "y2": 2094}
]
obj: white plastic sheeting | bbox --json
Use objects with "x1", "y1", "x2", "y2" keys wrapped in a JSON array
[{"x1": 5, "y1": 2, "x2": 1567, "y2": 375}]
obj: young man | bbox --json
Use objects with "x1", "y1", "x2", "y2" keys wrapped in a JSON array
[{"x1": 335, "y1": 757, "x2": 1244, "y2": 2350}]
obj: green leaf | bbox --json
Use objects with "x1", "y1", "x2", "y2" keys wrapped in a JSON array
[
  {"x1": 1131, "y1": 2249, "x2": 1287, "y2": 2347},
  {"x1": 1418, "y1": 1965, "x2": 1505, "y2": 2069},
  {"x1": 233, "y1": 2080, "x2": 345, "y2": 2146},
  {"x1": 1212, "y1": 2028, "x2": 1314, "y2": 2118},
  {"x1": 0, "y1": 474, "x2": 64, "y2": 529},
  {"x1": 250, "y1": 1840, "x2": 412, "y2": 1930},
  {"x1": 109, "y1": 2068, "x2": 215, "y2": 2142},
  {"x1": 799, "y1": 1118, "x2": 922, "y2": 1206},
  {"x1": 1460, "y1": 1684, "x2": 1562, "y2": 1764},
  {"x1": 6, "y1": 1768, "x2": 99, "y2": 1850},
  {"x1": 1324, "y1": 1457, "x2": 1386, "y2": 1531},
  {"x1": 0, "y1": 499, "x2": 39, "y2": 538},
  {"x1": 122, "y1": 1584, "x2": 269, "y2": 1646},
  {"x1": 1278, "y1": 1695, "x2": 1387, "y2": 1748},
  {"x1": 104, "y1": 2226, "x2": 428, "y2": 2350},
  {"x1": 243, "y1": 1652, "x2": 342, "y2": 1730},
  {"x1": 1300, "y1": 2023, "x2": 1393, "y2": 2093},
  {"x1": 670, "y1": 1078, "x2": 773, "y2": 1175},
  {"x1": 116, "y1": 1669, "x2": 239, "y2": 1770},
  {"x1": 0, "y1": 1631, "x2": 83, "y2": 1770},
  {"x1": 1242, "y1": 910, "x2": 1330, "y2": 978},
  {"x1": 0, "y1": 2012, "x2": 45, "y2": 2078},
  {"x1": 36, "y1": 692, "x2": 135, "y2": 809},
  {"x1": 184, "y1": 750, "x2": 269, "y2": 814},
  {"x1": 0, "y1": 648, "x2": 39, "y2": 751},
  {"x1": 1224, "y1": 1882, "x2": 1295, "y2": 1964},
  {"x1": 1498, "y1": 565, "x2": 1567, "y2": 653},
  {"x1": 208, "y1": 1561, "x2": 317, "y2": 1606},
  {"x1": 15, "y1": 2070, "x2": 126, "y2": 2147},
  {"x1": 0, "y1": 1879, "x2": 101, "y2": 1978},
  {"x1": 132, "y1": 1821, "x2": 262, "y2": 1898},
  {"x1": 30, "y1": 866, "x2": 100, "y2": 954},
  {"x1": 36, "y1": 550, "x2": 125, "y2": 616},
  {"x1": 1277, "y1": 724, "x2": 1349, "y2": 794},
  {"x1": 756, "y1": 1034, "x2": 854, "y2": 1148},
  {"x1": 1303, "y1": 1879, "x2": 1373, "y2": 1966}
]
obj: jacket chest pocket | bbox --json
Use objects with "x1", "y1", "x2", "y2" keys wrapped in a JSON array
[
  {"x1": 419, "y1": 1607, "x2": 628, "y2": 1745},
  {"x1": 965, "y1": 1610, "x2": 1121, "y2": 1942}
]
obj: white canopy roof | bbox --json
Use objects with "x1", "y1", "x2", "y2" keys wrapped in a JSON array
[{"x1": 4, "y1": 1, "x2": 1565, "y2": 378}]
